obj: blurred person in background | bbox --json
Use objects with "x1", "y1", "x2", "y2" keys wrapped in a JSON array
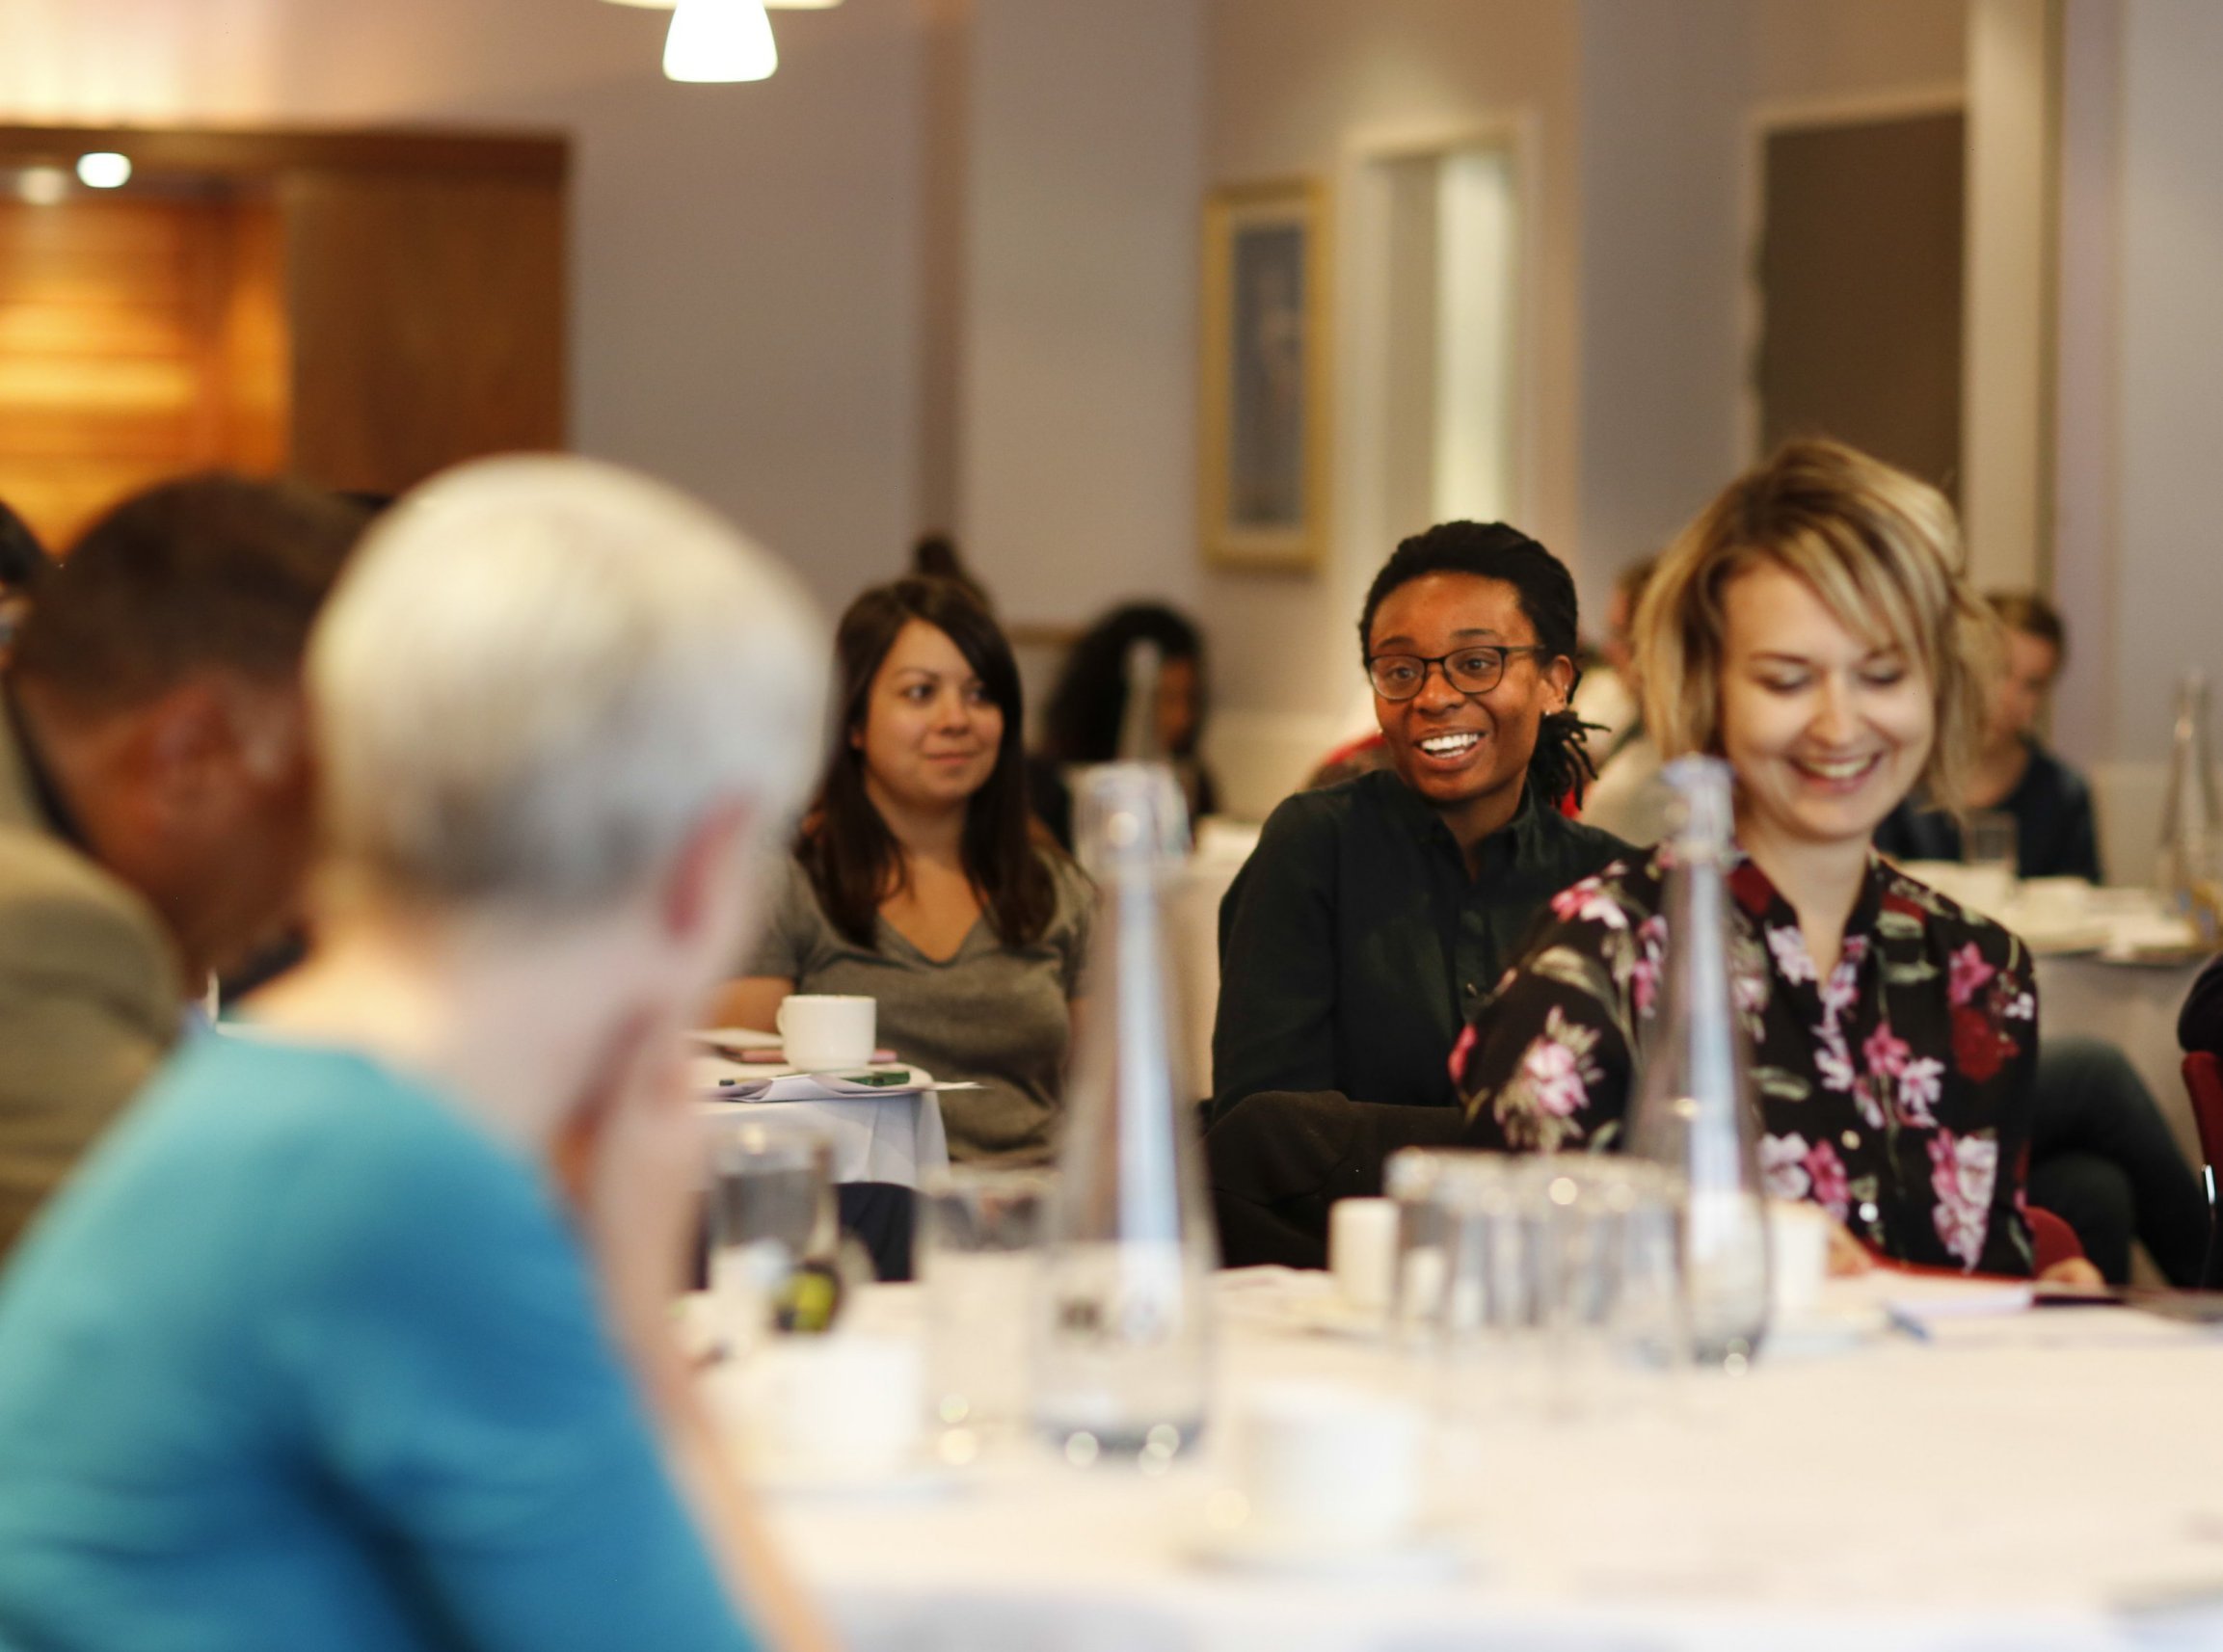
[
  {"x1": 1579, "y1": 556, "x2": 1671, "y2": 846},
  {"x1": 1456, "y1": 440, "x2": 2100, "y2": 1281},
  {"x1": 1029, "y1": 601, "x2": 1218, "y2": 847},
  {"x1": 1874, "y1": 591, "x2": 2102, "y2": 881},
  {"x1": 716, "y1": 577, "x2": 1091, "y2": 1168},
  {"x1": 1567, "y1": 551, "x2": 1646, "y2": 763},
  {"x1": 1868, "y1": 590, "x2": 2199, "y2": 1279},
  {"x1": 1204, "y1": 522, "x2": 1628, "y2": 1266},
  {"x1": 0, "y1": 499, "x2": 45, "y2": 666},
  {"x1": 0, "y1": 475, "x2": 363, "y2": 1259},
  {"x1": 0, "y1": 456, "x2": 836, "y2": 1652}
]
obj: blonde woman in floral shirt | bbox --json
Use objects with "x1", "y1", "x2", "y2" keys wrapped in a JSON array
[{"x1": 1454, "y1": 438, "x2": 2097, "y2": 1282}]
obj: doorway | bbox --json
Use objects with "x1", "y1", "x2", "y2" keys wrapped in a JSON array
[{"x1": 1753, "y1": 105, "x2": 1966, "y2": 495}]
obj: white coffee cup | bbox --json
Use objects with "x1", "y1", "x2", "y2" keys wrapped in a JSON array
[
  {"x1": 711, "y1": 1333, "x2": 924, "y2": 1480},
  {"x1": 1768, "y1": 1198, "x2": 1833, "y2": 1316},
  {"x1": 1235, "y1": 1381, "x2": 1423, "y2": 1551},
  {"x1": 1328, "y1": 1196, "x2": 1399, "y2": 1313},
  {"x1": 776, "y1": 994, "x2": 875, "y2": 1071}
]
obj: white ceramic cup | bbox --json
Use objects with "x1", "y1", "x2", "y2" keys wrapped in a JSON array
[
  {"x1": 775, "y1": 994, "x2": 875, "y2": 1071},
  {"x1": 1328, "y1": 1196, "x2": 1400, "y2": 1313},
  {"x1": 711, "y1": 1334, "x2": 924, "y2": 1479},
  {"x1": 1235, "y1": 1381, "x2": 1424, "y2": 1551},
  {"x1": 1767, "y1": 1198, "x2": 1833, "y2": 1316}
]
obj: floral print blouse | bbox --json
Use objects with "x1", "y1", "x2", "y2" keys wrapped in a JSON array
[{"x1": 1452, "y1": 848, "x2": 2038, "y2": 1276}]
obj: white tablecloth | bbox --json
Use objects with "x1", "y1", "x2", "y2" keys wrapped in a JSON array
[
  {"x1": 702, "y1": 1082, "x2": 950, "y2": 1188},
  {"x1": 750, "y1": 1270, "x2": 2223, "y2": 1652},
  {"x1": 2036, "y1": 953, "x2": 2206, "y2": 1166}
]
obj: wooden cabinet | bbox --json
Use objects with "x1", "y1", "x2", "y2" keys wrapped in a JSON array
[{"x1": 0, "y1": 124, "x2": 567, "y2": 549}]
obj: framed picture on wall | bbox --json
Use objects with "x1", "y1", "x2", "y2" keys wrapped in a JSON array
[{"x1": 1198, "y1": 178, "x2": 1331, "y2": 573}]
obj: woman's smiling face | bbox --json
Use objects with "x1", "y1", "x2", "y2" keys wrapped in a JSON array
[
  {"x1": 1716, "y1": 560, "x2": 1935, "y2": 854},
  {"x1": 1367, "y1": 572, "x2": 1570, "y2": 834}
]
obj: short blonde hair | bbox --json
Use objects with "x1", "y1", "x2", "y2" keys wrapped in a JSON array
[
  {"x1": 311, "y1": 455, "x2": 828, "y2": 910},
  {"x1": 1634, "y1": 438, "x2": 1996, "y2": 810}
]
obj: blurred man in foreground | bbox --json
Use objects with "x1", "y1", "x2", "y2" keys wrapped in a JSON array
[
  {"x1": 0, "y1": 455, "x2": 836, "y2": 1651},
  {"x1": 0, "y1": 475, "x2": 363, "y2": 1256}
]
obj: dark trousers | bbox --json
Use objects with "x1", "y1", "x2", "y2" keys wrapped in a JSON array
[
  {"x1": 2028, "y1": 1037, "x2": 2207, "y2": 1286},
  {"x1": 1205, "y1": 1093, "x2": 1464, "y2": 1270}
]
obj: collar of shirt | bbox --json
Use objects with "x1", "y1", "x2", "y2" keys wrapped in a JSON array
[
  {"x1": 0, "y1": 681, "x2": 89, "y2": 851},
  {"x1": 1373, "y1": 768, "x2": 1546, "y2": 883},
  {"x1": 1722, "y1": 844, "x2": 1894, "y2": 1013}
]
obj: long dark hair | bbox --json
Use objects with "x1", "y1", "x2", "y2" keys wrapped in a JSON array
[
  {"x1": 1042, "y1": 602, "x2": 1206, "y2": 762},
  {"x1": 802, "y1": 576, "x2": 1056, "y2": 947},
  {"x1": 1357, "y1": 520, "x2": 1598, "y2": 807}
]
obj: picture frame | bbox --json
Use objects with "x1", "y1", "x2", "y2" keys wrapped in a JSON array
[{"x1": 1197, "y1": 178, "x2": 1331, "y2": 573}]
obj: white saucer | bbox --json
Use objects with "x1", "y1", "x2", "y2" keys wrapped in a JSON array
[{"x1": 1182, "y1": 1523, "x2": 1471, "y2": 1583}]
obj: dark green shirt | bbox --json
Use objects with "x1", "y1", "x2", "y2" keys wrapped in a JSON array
[{"x1": 1210, "y1": 771, "x2": 1631, "y2": 1121}]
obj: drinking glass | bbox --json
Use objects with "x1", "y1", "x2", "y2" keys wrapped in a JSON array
[
  {"x1": 1406, "y1": 1152, "x2": 1684, "y2": 1423},
  {"x1": 918, "y1": 1168, "x2": 1054, "y2": 1431},
  {"x1": 1962, "y1": 809, "x2": 2020, "y2": 917},
  {"x1": 707, "y1": 1117, "x2": 836, "y2": 1349}
]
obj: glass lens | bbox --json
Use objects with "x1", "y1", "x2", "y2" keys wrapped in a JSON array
[
  {"x1": 1368, "y1": 656, "x2": 1425, "y2": 699},
  {"x1": 1367, "y1": 650, "x2": 1510, "y2": 700},
  {"x1": 1444, "y1": 648, "x2": 1507, "y2": 694}
]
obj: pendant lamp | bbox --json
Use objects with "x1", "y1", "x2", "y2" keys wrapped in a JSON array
[{"x1": 663, "y1": 0, "x2": 778, "y2": 82}]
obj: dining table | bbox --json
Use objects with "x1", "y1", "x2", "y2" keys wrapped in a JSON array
[
  {"x1": 736, "y1": 1266, "x2": 2223, "y2": 1652},
  {"x1": 697, "y1": 1060, "x2": 951, "y2": 1189}
]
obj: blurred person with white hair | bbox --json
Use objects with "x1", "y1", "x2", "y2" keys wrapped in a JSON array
[{"x1": 0, "y1": 458, "x2": 838, "y2": 1652}]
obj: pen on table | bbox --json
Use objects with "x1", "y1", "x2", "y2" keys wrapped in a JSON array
[{"x1": 1882, "y1": 1305, "x2": 1933, "y2": 1343}]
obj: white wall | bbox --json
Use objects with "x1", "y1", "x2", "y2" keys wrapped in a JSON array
[
  {"x1": 0, "y1": 0, "x2": 927, "y2": 618},
  {"x1": 1574, "y1": 0, "x2": 1749, "y2": 583},
  {"x1": 1199, "y1": 0, "x2": 1585, "y2": 815},
  {"x1": 2089, "y1": 0, "x2": 2223, "y2": 879},
  {"x1": 958, "y1": 0, "x2": 1204, "y2": 625}
]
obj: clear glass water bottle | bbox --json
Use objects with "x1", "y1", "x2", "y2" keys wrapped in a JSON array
[
  {"x1": 1032, "y1": 762, "x2": 1218, "y2": 1463},
  {"x1": 1624, "y1": 755, "x2": 1772, "y2": 1371},
  {"x1": 2157, "y1": 672, "x2": 2223, "y2": 946}
]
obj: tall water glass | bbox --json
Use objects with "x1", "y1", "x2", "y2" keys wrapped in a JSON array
[
  {"x1": 707, "y1": 1117, "x2": 836, "y2": 1349},
  {"x1": 918, "y1": 1168, "x2": 1053, "y2": 1431}
]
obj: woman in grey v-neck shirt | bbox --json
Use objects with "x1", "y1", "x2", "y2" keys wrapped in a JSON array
[
  {"x1": 745, "y1": 854, "x2": 1090, "y2": 1164},
  {"x1": 717, "y1": 576, "x2": 1091, "y2": 1166}
]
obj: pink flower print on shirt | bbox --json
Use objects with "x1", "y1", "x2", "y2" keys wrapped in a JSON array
[
  {"x1": 1630, "y1": 915, "x2": 1668, "y2": 1017},
  {"x1": 1818, "y1": 941, "x2": 1865, "y2": 1018},
  {"x1": 1862, "y1": 1021, "x2": 1911, "y2": 1081},
  {"x1": 1759, "y1": 1132, "x2": 1813, "y2": 1201},
  {"x1": 1550, "y1": 880, "x2": 1628, "y2": 931},
  {"x1": 1803, "y1": 1139, "x2": 1851, "y2": 1219},
  {"x1": 1896, "y1": 1056, "x2": 1944, "y2": 1127},
  {"x1": 1515, "y1": 1005, "x2": 1603, "y2": 1108},
  {"x1": 1765, "y1": 924, "x2": 1817, "y2": 985},
  {"x1": 1947, "y1": 943, "x2": 1996, "y2": 1008},
  {"x1": 1448, "y1": 1020, "x2": 1479, "y2": 1088},
  {"x1": 1928, "y1": 1129, "x2": 1999, "y2": 1270}
]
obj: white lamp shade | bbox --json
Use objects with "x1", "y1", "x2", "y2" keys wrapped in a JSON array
[
  {"x1": 607, "y1": 0, "x2": 837, "y2": 8},
  {"x1": 663, "y1": 0, "x2": 778, "y2": 82}
]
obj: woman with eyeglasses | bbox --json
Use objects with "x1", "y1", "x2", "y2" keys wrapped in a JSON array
[{"x1": 1205, "y1": 522, "x2": 1631, "y2": 1266}]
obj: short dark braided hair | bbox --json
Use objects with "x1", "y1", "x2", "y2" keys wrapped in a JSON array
[{"x1": 1357, "y1": 520, "x2": 1600, "y2": 807}]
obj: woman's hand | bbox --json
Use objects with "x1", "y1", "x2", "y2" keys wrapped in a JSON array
[
  {"x1": 1826, "y1": 1219, "x2": 1875, "y2": 1276},
  {"x1": 2038, "y1": 1255, "x2": 2107, "y2": 1289},
  {"x1": 559, "y1": 1008, "x2": 703, "y2": 1350}
]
